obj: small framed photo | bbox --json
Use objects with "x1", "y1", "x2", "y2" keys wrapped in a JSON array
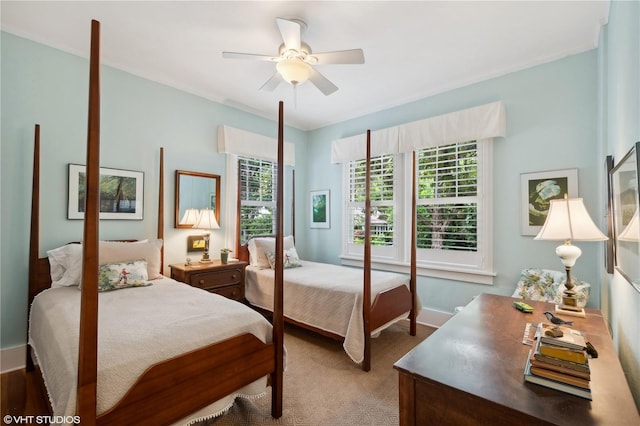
[
  {"x1": 187, "y1": 235, "x2": 206, "y2": 252},
  {"x1": 68, "y1": 164, "x2": 144, "y2": 220},
  {"x1": 310, "y1": 190, "x2": 330, "y2": 229},
  {"x1": 520, "y1": 168, "x2": 578, "y2": 236}
]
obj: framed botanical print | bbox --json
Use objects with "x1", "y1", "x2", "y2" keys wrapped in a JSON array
[
  {"x1": 310, "y1": 190, "x2": 330, "y2": 229},
  {"x1": 520, "y1": 168, "x2": 578, "y2": 236}
]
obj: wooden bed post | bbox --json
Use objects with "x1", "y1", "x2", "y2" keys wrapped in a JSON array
[
  {"x1": 362, "y1": 130, "x2": 372, "y2": 372},
  {"x1": 158, "y1": 147, "x2": 164, "y2": 275},
  {"x1": 76, "y1": 19, "x2": 100, "y2": 425},
  {"x1": 27, "y1": 124, "x2": 41, "y2": 372},
  {"x1": 410, "y1": 151, "x2": 417, "y2": 336},
  {"x1": 272, "y1": 101, "x2": 285, "y2": 417},
  {"x1": 291, "y1": 169, "x2": 295, "y2": 241},
  {"x1": 235, "y1": 161, "x2": 242, "y2": 255}
]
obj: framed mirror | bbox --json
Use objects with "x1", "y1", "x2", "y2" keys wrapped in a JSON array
[
  {"x1": 610, "y1": 142, "x2": 640, "y2": 292},
  {"x1": 175, "y1": 170, "x2": 221, "y2": 228}
]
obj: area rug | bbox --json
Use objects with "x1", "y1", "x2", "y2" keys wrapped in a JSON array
[{"x1": 206, "y1": 322, "x2": 435, "y2": 425}]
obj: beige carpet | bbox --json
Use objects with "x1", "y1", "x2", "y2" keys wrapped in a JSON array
[{"x1": 206, "y1": 322, "x2": 435, "y2": 426}]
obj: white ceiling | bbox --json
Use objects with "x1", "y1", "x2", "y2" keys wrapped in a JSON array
[{"x1": 1, "y1": 1, "x2": 610, "y2": 131}]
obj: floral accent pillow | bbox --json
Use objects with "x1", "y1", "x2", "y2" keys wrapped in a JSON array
[
  {"x1": 266, "y1": 247, "x2": 302, "y2": 270},
  {"x1": 511, "y1": 268, "x2": 590, "y2": 308},
  {"x1": 98, "y1": 259, "x2": 152, "y2": 292}
]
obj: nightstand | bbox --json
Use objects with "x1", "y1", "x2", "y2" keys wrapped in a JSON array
[{"x1": 169, "y1": 260, "x2": 248, "y2": 301}]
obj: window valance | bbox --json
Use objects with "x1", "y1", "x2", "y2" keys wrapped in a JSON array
[
  {"x1": 330, "y1": 101, "x2": 506, "y2": 163},
  {"x1": 330, "y1": 127, "x2": 399, "y2": 164},
  {"x1": 218, "y1": 125, "x2": 295, "y2": 166}
]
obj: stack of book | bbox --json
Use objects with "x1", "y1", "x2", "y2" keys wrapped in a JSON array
[{"x1": 524, "y1": 322, "x2": 592, "y2": 399}]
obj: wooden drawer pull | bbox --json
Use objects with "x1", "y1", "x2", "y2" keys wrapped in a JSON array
[
  {"x1": 231, "y1": 274, "x2": 237, "y2": 280},
  {"x1": 199, "y1": 279, "x2": 205, "y2": 285}
]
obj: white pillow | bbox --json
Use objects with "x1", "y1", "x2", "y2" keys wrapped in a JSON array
[
  {"x1": 248, "y1": 236, "x2": 294, "y2": 268},
  {"x1": 47, "y1": 243, "x2": 83, "y2": 288},
  {"x1": 99, "y1": 239, "x2": 163, "y2": 279},
  {"x1": 46, "y1": 239, "x2": 163, "y2": 287}
]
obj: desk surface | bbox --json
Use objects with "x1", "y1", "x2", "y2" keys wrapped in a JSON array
[{"x1": 394, "y1": 294, "x2": 639, "y2": 425}]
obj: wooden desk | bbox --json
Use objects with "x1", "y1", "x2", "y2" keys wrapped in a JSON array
[{"x1": 394, "y1": 294, "x2": 639, "y2": 425}]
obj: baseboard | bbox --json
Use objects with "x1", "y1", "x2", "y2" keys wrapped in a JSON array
[
  {"x1": 1, "y1": 344, "x2": 26, "y2": 373},
  {"x1": 416, "y1": 307, "x2": 452, "y2": 328}
]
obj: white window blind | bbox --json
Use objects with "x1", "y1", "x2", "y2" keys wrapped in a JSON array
[
  {"x1": 416, "y1": 141, "x2": 478, "y2": 252},
  {"x1": 344, "y1": 154, "x2": 398, "y2": 258},
  {"x1": 238, "y1": 157, "x2": 277, "y2": 243}
]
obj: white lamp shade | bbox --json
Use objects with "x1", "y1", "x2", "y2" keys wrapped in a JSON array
[
  {"x1": 618, "y1": 210, "x2": 639, "y2": 242},
  {"x1": 193, "y1": 209, "x2": 220, "y2": 230},
  {"x1": 276, "y1": 59, "x2": 311, "y2": 85},
  {"x1": 535, "y1": 197, "x2": 608, "y2": 242},
  {"x1": 179, "y1": 208, "x2": 201, "y2": 226}
]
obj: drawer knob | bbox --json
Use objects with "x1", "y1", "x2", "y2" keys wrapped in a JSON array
[
  {"x1": 231, "y1": 274, "x2": 237, "y2": 279},
  {"x1": 199, "y1": 279, "x2": 205, "y2": 285}
]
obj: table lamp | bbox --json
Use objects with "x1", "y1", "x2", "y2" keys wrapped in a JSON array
[
  {"x1": 535, "y1": 195, "x2": 608, "y2": 316},
  {"x1": 193, "y1": 208, "x2": 220, "y2": 263},
  {"x1": 179, "y1": 208, "x2": 201, "y2": 226},
  {"x1": 618, "y1": 210, "x2": 639, "y2": 242}
]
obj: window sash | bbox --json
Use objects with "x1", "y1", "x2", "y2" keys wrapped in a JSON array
[{"x1": 239, "y1": 157, "x2": 277, "y2": 243}]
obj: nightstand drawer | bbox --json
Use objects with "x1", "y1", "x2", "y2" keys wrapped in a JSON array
[
  {"x1": 210, "y1": 284, "x2": 243, "y2": 301},
  {"x1": 189, "y1": 268, "x2": 243, "y2": 289},
  {"x1": 169, "y1": 261, "x2": 247, "y2": 302}
]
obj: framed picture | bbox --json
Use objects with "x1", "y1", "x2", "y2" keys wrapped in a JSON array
[
  {"x1": 187, "y1": 235, "x2": 206, "y2": 252},
  {"x1": 310, "y1": 190, "x2": 330, "y2": 229},
  {"x1": 609, "y1": 142, "x2": 640, "y2": 293},
  {"x1": 68, "y1": 164, "x2": 144, "y2": 220},
  {"x1": 605, "y1": 155, "x2": 615, "y2": 274},
  {"x1": 520, "y1": 168, "x2": 578, "y2": 236}
]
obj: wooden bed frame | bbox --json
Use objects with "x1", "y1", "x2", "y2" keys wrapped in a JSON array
[
  {"x1": 27, "y1": 20, "x2": 284, "y2": 425},
  {"x1": 236, "y1": 130, "x2": 418, "y2": 372}
]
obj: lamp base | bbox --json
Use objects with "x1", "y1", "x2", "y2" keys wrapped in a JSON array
[
  {"x1": 199, "y1": 259, "x2": 213, "y2": 264},
  {"x1": 555, "y1": 305, "x2": 586, "y2": 318}
]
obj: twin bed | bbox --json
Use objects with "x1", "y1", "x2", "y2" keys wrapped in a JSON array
[
  {"x1": 27, "y1": 18, "x2": 419, "y2": 425},
  {"x1": 27, "y1": 20, "x2": 283, "y2": 425}
]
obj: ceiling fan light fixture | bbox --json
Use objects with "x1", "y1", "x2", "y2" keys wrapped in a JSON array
[{"x1": 276, "y1": 58, "x2": 311, "y2": 85}]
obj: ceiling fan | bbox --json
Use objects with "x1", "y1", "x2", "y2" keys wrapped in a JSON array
[{"x1": 222, "y1": 17, "x2": 365, "y2": 96}]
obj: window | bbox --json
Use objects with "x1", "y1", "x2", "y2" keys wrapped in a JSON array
[
  {"x1": 238, "y1": 157, "x2": 277, "y2": 243},
  {"x1": 343, "y1": 154, "x2": 402, "y2": 260},
  {"x1": 341, "y1": 139, "x2": 493, "y2": 284}
]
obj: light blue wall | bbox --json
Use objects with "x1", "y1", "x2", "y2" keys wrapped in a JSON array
[
  {"x1": 599, "y1": 0, "x2": 640, "y2": 407},
  {"x1": 302, "y1": 50, "x2": 602, "y2": 314},
  {"x1": 1, "y1": 32, "x2": 307, "y2": 348}
]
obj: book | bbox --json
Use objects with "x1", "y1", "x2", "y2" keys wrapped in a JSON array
[
  {"x1": 532, "y1": 352, "x2": 590, "y2": 374},
  {"x1": 539, "y1": 323, "x2": 587, "y2": 351},
  {"x1": 530, "y1": 365, "x2": 590, "y2": 389},
  {"x1": 524, "y1": 350, "x2": 592, "y2": 400},
  {"x1": 530, "y1": 356, "x2": 591, "y2": 380},
  {"x1": 538, "y1": 341, "x2": 588, "y2": 364}
]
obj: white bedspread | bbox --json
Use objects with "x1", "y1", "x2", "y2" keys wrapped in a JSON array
[
  {"x1": 29, "y1": 277, "x2": 274, "y2": 425},
  {"x1": 245, "y1": 261, "x2": 414, "y2": 363}
]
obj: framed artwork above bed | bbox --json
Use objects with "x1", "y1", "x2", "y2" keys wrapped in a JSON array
[
  {"x1": 68, "y1": 164, "x2": 144, "y2": 220},
  {"x1": 310, "y1": 190, "x2": 330, "y2": 229}
]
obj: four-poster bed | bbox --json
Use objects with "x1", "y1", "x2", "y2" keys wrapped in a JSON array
[
  {"x1": 27, "y1": 20, "x2": 284, "y2": 425},
  {"x1": 237, "y1": 130, "x2": 418, "y2": 371}
]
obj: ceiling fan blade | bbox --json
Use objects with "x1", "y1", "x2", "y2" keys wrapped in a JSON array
[
  {"x1": 308, "y1": 67, "x2": 338, "y2": 96},
  {"x1": 222, "y1": 52, "x2": 279, "y2": 61},
  {"x1": 276, "y1": 18, "x2": 301, "y2": 52},
  {"x1": 259, "y1": 72, "x2": 283, "y2": 91},
  {"x1": 312, "y1": 49, "x2": 365, "y2": 65}
]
